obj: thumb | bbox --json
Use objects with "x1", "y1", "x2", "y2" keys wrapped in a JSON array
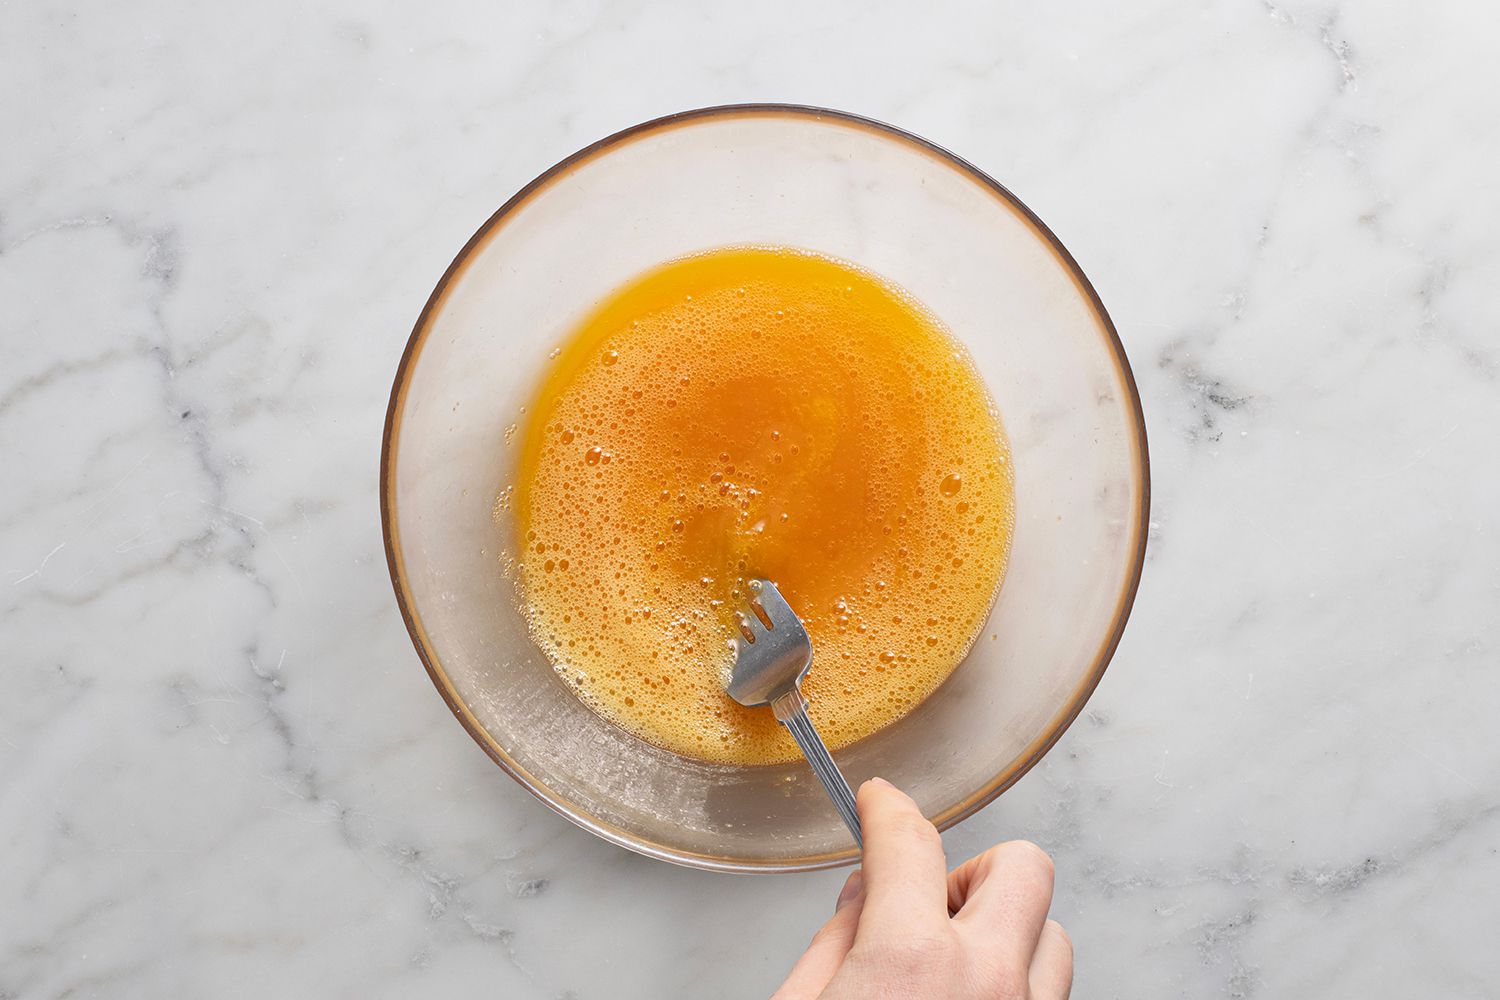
[{"x1": 771, "y1": 870, "x2": 865, "y2": 999}]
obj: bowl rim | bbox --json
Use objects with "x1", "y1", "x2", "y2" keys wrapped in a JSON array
[{"x1": 380, "y1": 103, "x2": 1151, "y2": 873}]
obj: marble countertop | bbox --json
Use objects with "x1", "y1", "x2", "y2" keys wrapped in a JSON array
[{"x1": 5, "y1": 1, "x2": 1498, "y2": 996}]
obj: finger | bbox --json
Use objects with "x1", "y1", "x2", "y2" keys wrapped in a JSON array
[
  {"x1": 855, "y1": 777, "x2": 950, "y2": 930},
  {"x1": 835, "y1": 869, "x2": 865, "y2": 913},
  {"x1": 948, "y1": 840, "x2": 1055, "y2": 963},
  {"x1": 1028, "y1": 919, "x2": 1073, "y2": 999},
  {"x1": 771, "y1": 871, "x2": 866, "y2": 1000}
]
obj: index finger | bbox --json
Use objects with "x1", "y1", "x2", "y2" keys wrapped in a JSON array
[{"x1": 855, "y1": 778, "x2": 950, "y2": 930}]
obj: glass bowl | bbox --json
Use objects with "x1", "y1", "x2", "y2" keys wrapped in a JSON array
[{"x1": 381, "y1": 105, "x2": 1148, "y2": 872}]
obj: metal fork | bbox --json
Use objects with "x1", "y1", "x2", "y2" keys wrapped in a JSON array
[{"x1": 726, "y1": 579, "x2": 863, "y2": 848}]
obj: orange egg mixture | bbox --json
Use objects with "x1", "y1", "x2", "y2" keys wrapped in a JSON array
[{"x1": 511, "y1": 247, "x2": 1014, "y2": 765}]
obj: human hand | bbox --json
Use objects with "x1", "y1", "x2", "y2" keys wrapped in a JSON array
[{"x1": 773, "y1": 778, "x2": 1071, "y2": 999}]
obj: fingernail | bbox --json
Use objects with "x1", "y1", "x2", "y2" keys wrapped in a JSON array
[
  {"x1": 867, "y1": 776, "x2": 893, "y2": 790},
  {"x1": 836, "y1": 870, "x2": 864, "y2": 911}
]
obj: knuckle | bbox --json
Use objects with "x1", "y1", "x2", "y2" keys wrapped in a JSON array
[
  {"x1": 1003, "y1": 839, "x2": 1055, "y2": 880},
  {"x1": 893, "y1": 812, "x2": 942, "y2": 847}
]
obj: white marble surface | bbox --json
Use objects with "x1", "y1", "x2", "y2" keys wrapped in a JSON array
[{"x1": 4, "y1": 1, "x2": 1498, "y2": 996}]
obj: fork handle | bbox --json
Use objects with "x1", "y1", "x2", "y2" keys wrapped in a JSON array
[{"x1": 772, "y1": 690, "x2": 863, "y2": 849}]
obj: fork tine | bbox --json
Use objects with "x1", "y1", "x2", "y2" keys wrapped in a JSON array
[
  {"x1": 749, "y1": 580, "x2": 799, "y2": 633},
  {"x1": 747, "y1": 595, "x2": 775, "y2": 630},
  {"x1": 734, "y1": 610, "x2": 759, "y2": 643}
]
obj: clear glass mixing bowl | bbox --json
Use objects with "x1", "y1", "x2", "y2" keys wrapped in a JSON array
[{"x1": 381, "y1": 105, "x2": 1149, "y2": 872}]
